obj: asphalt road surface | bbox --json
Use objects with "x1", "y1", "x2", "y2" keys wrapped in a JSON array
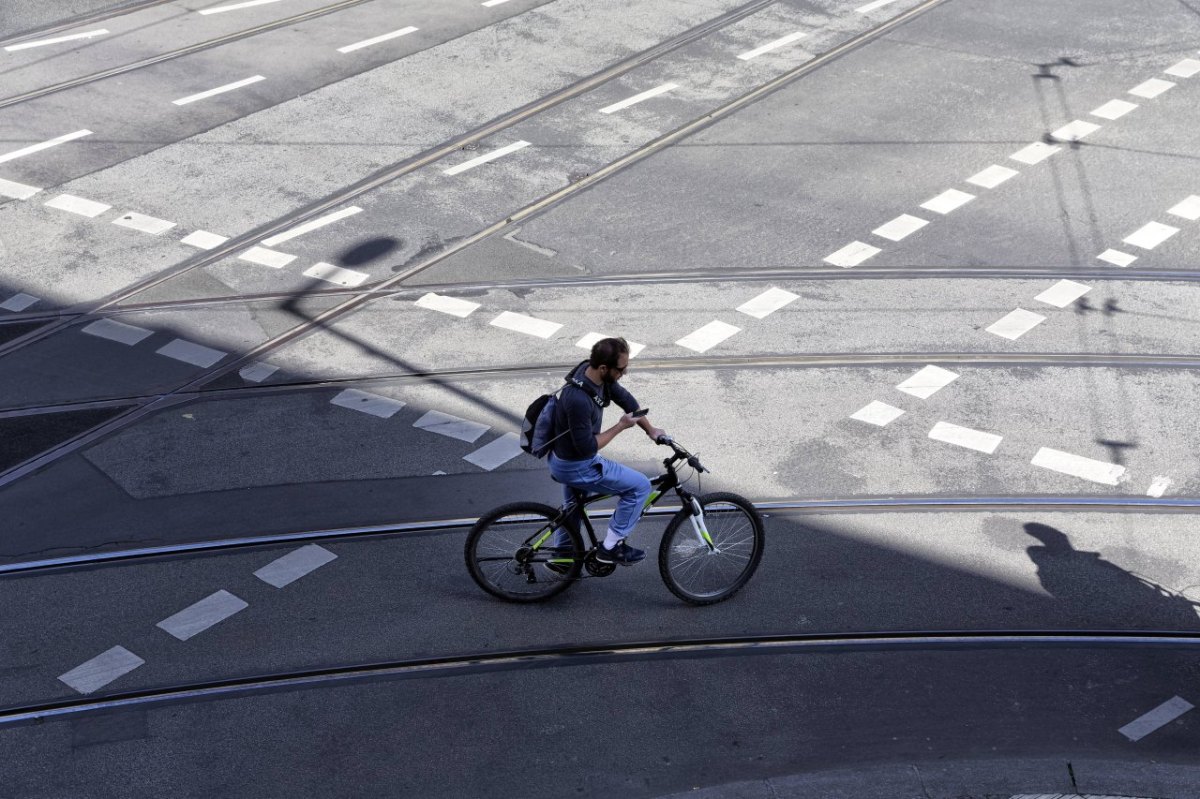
[{"x1": 2, "y1": 0, "x2": 1200, "y2": 796}]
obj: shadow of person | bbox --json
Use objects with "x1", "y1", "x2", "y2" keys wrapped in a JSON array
[{"x1": 1024, "y1": 522, "x2": 1200, "y2": 630}]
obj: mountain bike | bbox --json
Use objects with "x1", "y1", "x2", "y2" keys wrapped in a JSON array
[{"x1": 465, "y1": 437, "x2": 764, "y2": 605}]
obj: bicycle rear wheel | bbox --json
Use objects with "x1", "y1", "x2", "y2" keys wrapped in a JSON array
[
  {"x1": 465, "y1": 502, "x2": 583, "y2": 602},
  {"x1": 658, "y1": 492, "x2": 764, "y2": 606}
]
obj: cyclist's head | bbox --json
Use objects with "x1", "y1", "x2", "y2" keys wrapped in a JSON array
[{"x1": 590, "y1": 337, "x2": 630, "y2": 384}]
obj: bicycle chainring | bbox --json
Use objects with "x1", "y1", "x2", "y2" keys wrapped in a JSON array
[{"x1": 584, "y1": 550, "x2": 617, "y2": 577}]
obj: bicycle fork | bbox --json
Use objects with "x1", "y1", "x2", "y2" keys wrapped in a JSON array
[{"x1": 685, "y1": 497, "x2": 718, "y2": 553}]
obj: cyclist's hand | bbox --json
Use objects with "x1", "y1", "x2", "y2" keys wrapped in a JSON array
[
  {"x1": 646, "y1": 426, "x2": 666, "y2": 442},
  {"x1": 618, "y1": 412, "x2": 639, "y2": 430},
  {"x1": 655, "y1": 432, "x2": 673, "y2": 445}
]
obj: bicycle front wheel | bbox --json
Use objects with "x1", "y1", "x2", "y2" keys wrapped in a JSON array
[
  {"x1": 465, "y1": 502, "x2": 583, "y2": 603},
  {"x1": 658, "y1": 492, "x2": 764, "y2": 606}
]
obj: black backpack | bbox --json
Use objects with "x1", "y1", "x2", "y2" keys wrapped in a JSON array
[{"x1": 519, "y1": 363, "x2": 607, "y2": 458}]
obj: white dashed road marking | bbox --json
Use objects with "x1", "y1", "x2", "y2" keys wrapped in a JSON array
[
  {"x1": 1129, "y1": 78, "x2": 1175, "y2": 98},
  {"x1": 575, "y1": 332, "x2": 646, "y2": 357},
  {"x1": 0, "y1": 177, "x2": 41, "y2": 199},
  {"x1": 303, "y1": 262, "x2": 369, "y2": 288},
  {"x1": 239, "y1": 246, "x2": 295, "y2": 268},
  {"x1": 4, "y1": 29, "x2": 109, "y2": 51},
  {"x1": 464, "y1": 432, "x2": 523, "y2": 471},
  {"x1": 239, "y1": 362, "x2": 279, "y2": 383},
  {"x1": 920, "y1": 189, "x2": 975, "y2": 215},
  {"x1": 337, "y1": 26, "x2": 418, "y2": 54},
  {"x1": 181, "y1": 230, "x2": 229, "y2": 250},
  {"x1": 414, "y1": 410, "x2": 490, "y2": 443},
  {"x1": 1031, "y1": 447, "x2": 1126, "y2": 486},
  {"x1": 156, "y1": 590, "x2": 248, "y2": 641},
  {"x1": 966, "y1": 164, "x2": 1018, "y2": 189},
  {"x1": 1034, "y1": 279, "x2": 1091, "y2": 308},
  {"x1": 1167, "y1": 195, "x2": 1200, "y2": 221},
  {"x1": 172, "y1": 75, "x2": 265, "y2": 106},
  {"x1": 928, "y1": 421, "x2": 1003, "y2": 454},
  {"x1": 1119, "y1": 696, "x2": 1194, "y2": 742},
  {"x1": 491, "y1": 311, "x2": 562, "y2": 339},
  {"x1": 1147, "y1": 476, "x2": 1173, "y2": 498},
  {"x1": 896, "y1": 365, "x2": 958, "y2": 399},
  {"x1": 1124, "y1": 221, "x2": 1179, "y2": 250},
  {"x1": 1098, "y1": 248, "x2": 1137, "y2": 267},
  {"x1": 262, "y1": 206, "x2": 363, "y2": 246},
  {"x1": 199, "y1": 0, "x2": 285, "y2": 14},
  {"x1": 872, "y1": 214, "x2": 928, "y2": 241},
  {"x1": 415, "y1": 292, "x2": 480, "y2": 318},
  {"x1": 824, "y1": 241, "x2": 879, "y2": 267},
  {"x1": 1051, "y1": 120, "x2": 1101, "y2": 141},
  {"x1": 1091, "y1": 98, "x2": 1138, "y2": 120},
  {"x1": 736, "y1": 287, "x2": 799, "y2": 319},
  {"x1": 58, "y1": 646, "x2": 145, "y2": 695},
  {"x1": 444, "y1": 141, "x2": 530, "y2": 175},
  {"x1": 856, "y1": 0, "x2": 903, "y2": 11},
  {"x1": 850, "y1": 401, "x2": 905, "y2": 427},
  {"x1": 986, "y1": 308, "x2": 1045, "y2": 340},
  {"x1": 1165, "y1": 58, "x2": 1200, "y2": 78},
  {"x1": 255, "y1": 545, "x2": 338, "y2": 588},
  {"x1": 113, "y1": 212, "x2": 176, "y2": 235},
  {"x1": 481, "y1": 0, "x2": 511, "y2": 5},
  {"x1": 330, "y1": 389, "x2": 406, "y2": 419},
  {"x1": 676, "y1": 320, "x2": 740, "y2": 353},
  {"x1": 0, "y1": 129, "x2": 91, "y2": 165},
  {"x1": 737, "y1": 31, "x2": 807, "y2": 60},
  {"x1": 45, "y1": 193, "x2": 111, "y2": 218},
  {"x1": 599, "y1": 82, "x2": 678, "y2": 114},
  {"x1": 1009, "y1": 141, "x2": 1060, "y2": 165},
  {"x1": 82, "y1": 318, "x2": 153, "y2": 345},
  {"x1": 157, "y1": 339, "x2": 227, "y2": 368},
  {"x1": 0, "y1": 293, "x2": 39, "y2": 312}
]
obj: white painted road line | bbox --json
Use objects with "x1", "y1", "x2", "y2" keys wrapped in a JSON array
[
  {"x1": 5, "y1": 29, "x2": 109, "y2": 51},
  {"x1": 0, "y1": 293, "x2": 38, "y2": 312},
  {"x1": 415, "y1": 292, "x2": 480, "y2": 318},
  {"x1": 113, "y1": 211, "x2": 176, "y2": 235},
  {"x1": 1119, "y1": 696, "x2": 1194, "y2": 742},
  {"x1": 1129, "y1": 78, "x2": 1175, "y2": 98},
  {"x1": 45, "y1": 193, "x2": 111, "y2": 218},
  {"x1": 928, "y1": 421, "x2": 1002, "y2": 454},
  {"x1": 575, "y1": 332, "x2": 646, "y2": 357},
  {"x1": 1147, "y1": 476, "x2": 1173, "y2": 498},
  {"x1": 737, "y1": 31, "x2": 807, "y2": 60},
  {"x1": 966, "y1": 164, "x2": 1018, "y2": 189},
  {"x1": 1124, "y1": 221, "x2": 1179, "y2": 250},
  {"x1": 444, "y1": 140, "x2": 530, "y2": 175},
  {"x1": 262, "y1": 206, "x2": 363, "y2": 246},
  {"x1": 0, "y1": 177, "x2": 41, "y2": 199},
  {"x1": 82, "y1": 318, "x2": 153, "y2": 345},
  {"x1": 0, "y1": 129, "x2": 91, "y2": 165},
  {"x1": 824, "y1": 241, "x2": 880, "y2": 268},
  {"x1": 330, "y1": 388, "x2": 405, "y2": 419},
  {"x1": 1091, "y1": 98, "x2": 1138, "y2": 120},
  {"x1": 1168, "y1": 195, "x2": 1200, "y2": 221},
  {"x1": 856, "y1": 0, "x2": 903, "y2": 11},
  {"x1": 850, "y1": 401, "x2": 905, "y2": 427},
  {"x1": 172, "y1": 75, "x2": 265, "y2": 106},
  {"x1": 156, "y1": 590, "x2": 248, "y2": 641},
  {"x1": 986, "y1": 308, "x2": 1046, "y2": 340},
  {"x1": 1031, "y1": 447, "x2": 1126, "y2": 486},
  {"x1": 1034, "y1": 279, "x2": 1091, "y2": 308},
  {"x1": 1052, "y1": 119, "x2": 1101, "y2": 141},
  {"x1": 255, "y1": 544, "x2": 338, "y2": 588},
  {"x1": 199, "y1": 0, "x2": 285, "y2": 13},
  {"x1": 920, "y1": 189, "x2": 975, "y2": 215},
  {"x1": 1098, "y1": 248, "x2": 1137, "y2": 267},
  {"x1": 676, "y1": 320, "x2": 741, "y2": 353},
  {"x1": 481, "y1": 0, "x2": 511, "y2": 5},
  {"x1": 872, "y1": 214, "x2": 928, "y2": 241},
  {"x1": 736, "y1": 287, "x2": 799, "y2": 319},
  {"x1": 464, "y1": 432, "x2": 523, "y2": 470},
  {"x1": 896, "y1": 365, "x2": 958, "y2": 399},
  {"x1": 1009, "y1": 141, "x2": 1060, "y2": 165},
  {"x1": 239, "y1": 246, "x2": 295, "y2": 268},
  {"x1": 157, "y1": 338, "x2": 226, "y2": 368},
  {"x1": 413, "y1": 410, "x2": 490, "y2": 443},
  {"x1": 1165, "y1": 58, "x2": 1200, "y2": 78},
  {"x1": 490, "y1": 310, "x2": 562, "y2": 339},
  {"x1": 58, "y1": 646, "x2": 145, "y2": 695},
  {"x1": 304, "y1": 262, "x2": 369, "y2": 288},
  {"x1": 181, "y1": 230, "x2": 229, "y2": 250},
  {"x1": 599, "y1": 82, "x2": 678, "y2": 114},
  {"x1": 239, "y1": 361, "x2": 279, "y2": 383},
  {"x1": 337, "y1": 26, "x2": 418, "y2": 53}
]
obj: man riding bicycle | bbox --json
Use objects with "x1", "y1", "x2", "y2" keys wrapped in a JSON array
[{"x1": 548, "y1": 337, "x2": 665, "y2": 567}]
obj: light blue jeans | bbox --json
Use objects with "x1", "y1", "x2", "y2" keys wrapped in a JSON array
[{"x1": 548, "y1": 453, "x2": 652, "y2": 547}]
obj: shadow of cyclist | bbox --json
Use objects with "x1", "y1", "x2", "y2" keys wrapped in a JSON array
[{"x1": 1024, "y1": 522, "x2": 1200, "y2": 630}]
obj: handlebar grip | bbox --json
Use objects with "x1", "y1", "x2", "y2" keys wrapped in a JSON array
[{"x1": 656, "y1": 435, "x2": 674, "y2": 445}]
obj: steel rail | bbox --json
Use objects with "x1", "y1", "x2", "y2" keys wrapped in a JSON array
[
  {"x1": 4, "y1": 629, "x2": 1200, "y2": 726},
  {"x1": 0, "y1": 0, "x2": 172, "y2": 48}
]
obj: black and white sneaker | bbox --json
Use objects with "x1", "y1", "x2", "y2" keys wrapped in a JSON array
[{"x1": 595, "y1": 539, "x2": 645, "y2": 566}]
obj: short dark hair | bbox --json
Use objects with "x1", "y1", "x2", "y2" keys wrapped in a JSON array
[{"x1": 589, "y1": 337, "x2": 630, "y2": 369}]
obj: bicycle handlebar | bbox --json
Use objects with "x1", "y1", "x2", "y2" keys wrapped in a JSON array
[{"x1": 656, "y1": 435, "x2": 707, "y2": 473}]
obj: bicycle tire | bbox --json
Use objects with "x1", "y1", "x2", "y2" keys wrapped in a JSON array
[
  {"x1": 658, "y1": 492, "x2": 764, "y2": 606},
  {"x1": 465, "y1": 502, "x2": 583, "y2": 603}
]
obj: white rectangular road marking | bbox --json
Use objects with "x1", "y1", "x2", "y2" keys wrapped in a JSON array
[
  {"x1": 872, "y1": 214, "x2": 928, "y2": 241},
  {"x1": 599, "y1": 82, "x2": 678, "y2": 114},
  {"x1": 1119, "y1": 696, "x2": 1194, "y2": 742},
  {"x1": 414, "y1": 410, "x2": 490, "y2": 443},
  {"x1": 112, "y1": 212, "x2": 175, "y2": 235},
  {"x1": 482, "y1": 0, "x2": 511, "y2": 5},
  {"x1": 1031, "y1": 447, "x2": 1125, "y2": 486},
  {"x1": 1035, "y1": 279, "x2": 1091, "y2": 308},
  {"x1": 490, "y1": 310, "x2": 562, "y2": 339},
  {"x1": 45, "y1": 193, "x2": 111, "y2": 218},
  {"x1": 850, "y1": 401, "x2": 905, "y2": 427},
  {"x1": 928, "y1": 421, "x2": 1002, "y2": 454},
  {"x1": 1165, "y1": 58, "x2": 1200, "y2": 78},
  {"x1": 239, "y1": 246, "x2": 295, "y2": 268},
  {"x1": 737, "y1": 31, "x2": 807, "y2": 60},
  {"x1": 157, "y1": 338, "x2": 226, "y2": 368},
  {"x1": 1009, "y1": 141, "x2": 1061, "y2": 165},
  {"x1": 255, "y1": 544, "x2": 337, "y2": 588},
  {"x1": 676, "y1": 320, "x2": 740, "y2": 353},
  {"x1": 58, "y1": 646, "x2": 144, "y2": 695},
  {"x1": 464, "y1": 432, "x2": 523, "y2": 471},
  {"x1": 0, "y1": 293, "x2": 38, "y2": 312},
  {"x1": 415, "y1": 292, "x2": 480, "y2": 318},
  {"x1": 156, "y1": 590, "x2": 248, "y2": 641},
  {"x1": 1168, "y1": 195, "x2": 1200, "y2": 221},
  {"x1": 337, "y1": 26, "x2": 418, "y2": 53},
  {"x1": 330, "y1": 388, "x2": 405, "y2": 419},
  {"x1": 1098, "y1": 248, "x2": 1137, "y2": 267},
  {"x1": 1052, "y1": 120, "x2": 1101, "y2": 141},
  {"x1": 172, "y1": 75, "x2": 265, "y2": 106},
  {"x1": 1091, "y1": 98, "x2": 1138, "y2": 120},
  {"x1": 239, "y1": 361, "x2": 279, "y2": 383},
  {"x1": 199, "y1": 0, "x2": 285, "y2": 13},
  {"x1": 181, "y1": 230, "x2": 229, "y2": 250},
  {"x1": 304, "y1": 262, "x2": 369, "y2": 288},
  {"x1": 575, "y1": 332, "x2": 646, "y2": 358},
  {"x1": 1124, "y1": 221, "x2": 1179, "y2": 250},
  {"x1": 920, "y1": 189, "x2": 975, "y2": 215},
  {"x1": 856, "y1": 0, "x2": 903, "y2": 10},
  {"x1": 1147, "y1": 476, "x2": 1173, "y2": 498},
  {"x1": 0, "y1": 177, "x2": 41, "y2": 199},
  {"x1": 824, "y1": 241, "x2": 880, "y2": 268},
  {"x1": 1129, "y1": 78, "x2": 1175, "y2": 98},
  {"x1": 5, "y1": 29, "x2": 109, "y2": 51},
  {"x1": 896, "y1": 365, "x2": 958, "y2": 399},
  {"x1": 736, "y1": 287, "x2": 799, "y2": 319},
  {"x1": 966, "y1": 164, "x2": 1018, "y2": 189},
  {"x1": 82, "y1": 318, "x2": 153, "y2": 345},
  {"x1": 986, "y1": 308, "x2": 1046, "y2": 340},
  {"x1": 262, "y1": 206, "x2": 362, "y2": 246},
  {"x1": 444, "y1": 141, "x2": 530, "y2": 175},
  {"x1": 0, "y1": 129, "x2": 91, "y2": 165}
]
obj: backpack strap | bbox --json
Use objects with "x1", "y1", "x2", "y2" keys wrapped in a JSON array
[{"x1": 563, "y1": 361, "x2": 609, "y2": 408}]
